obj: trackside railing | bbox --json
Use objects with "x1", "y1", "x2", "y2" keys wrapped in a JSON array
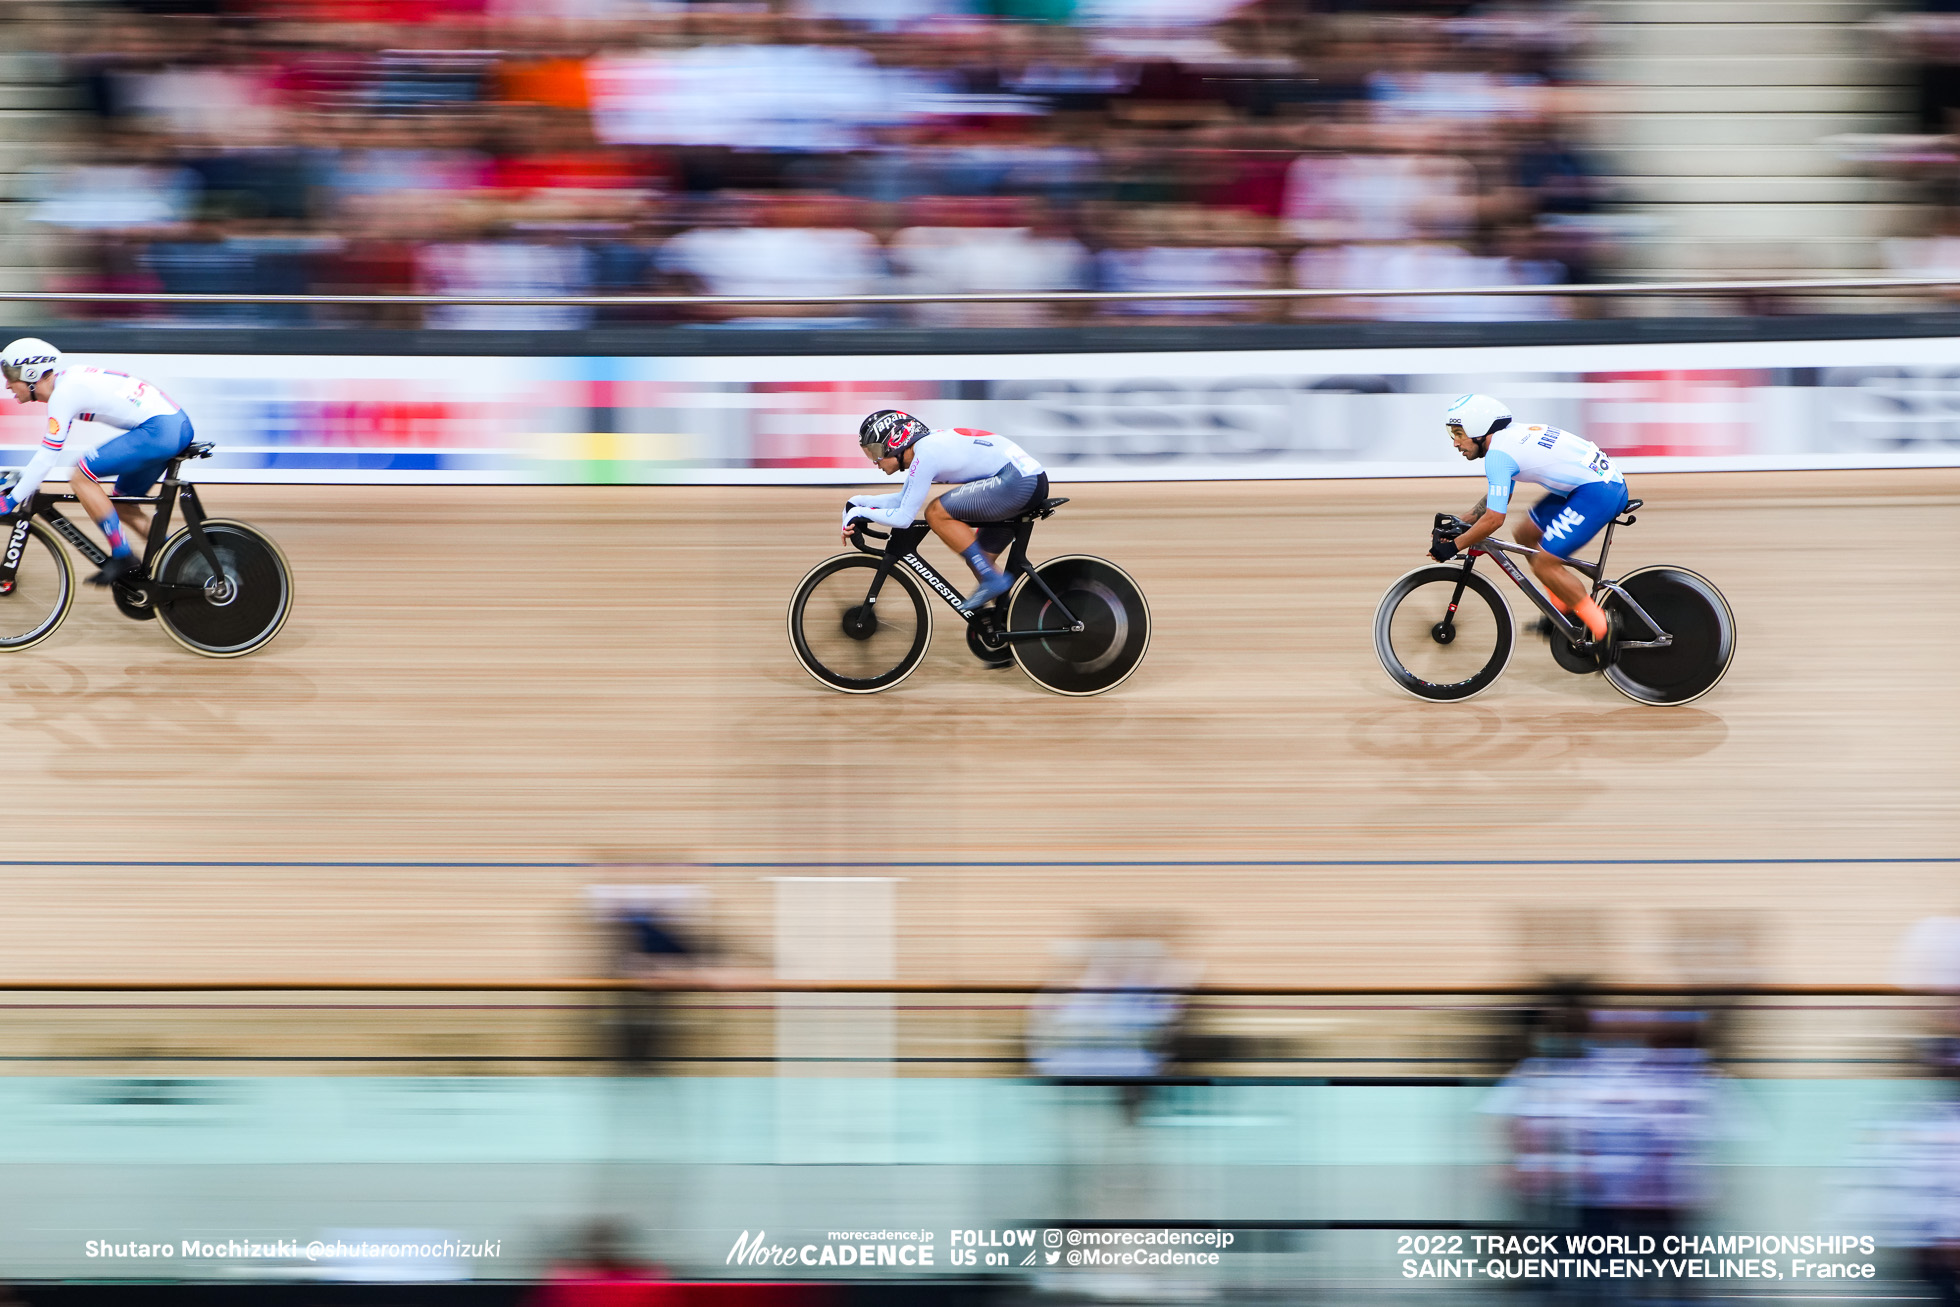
[
  {"x1": 1, "y1": 276, "x2": 1959, "y2": 309},
  {"x1": 0, "y1": 980, "x2": 1939, "y2": 1077}
]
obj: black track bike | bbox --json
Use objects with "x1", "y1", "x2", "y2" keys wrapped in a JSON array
[
  {"x1": 1373, "y1": 497, "x2": 1734, "y2": 706},
  {"x1": 787, "y1": 495, "x2": 1149, "y2": 696},
  {"x1": 0, "y1": 441, "x2": 292, "y2": 658}
]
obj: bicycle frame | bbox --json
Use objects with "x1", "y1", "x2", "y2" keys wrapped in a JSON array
[
  {"x1": 0, "y1": 448, "x2": 226, "y2": 602},
  {"x1": 848, "y1": 517, "x2": 1086, "y2": 643},
  {"x1": 1456, "y1": 512, "x2": 1674, "y2": 652}
]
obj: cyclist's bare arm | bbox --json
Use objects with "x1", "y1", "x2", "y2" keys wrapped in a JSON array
[{"x1": 1452, "y1": 508, "x2": 1508, "y2": 552}]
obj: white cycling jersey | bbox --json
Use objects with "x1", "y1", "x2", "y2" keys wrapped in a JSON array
[
  {"x1": 846, "y1": 427, "x2": 1043, "y2": 529},
  {"x1": 13, "y1": 366, "x2": 181, "y2": 494},
  {"x1": 1481, "y1": 422, "x2": 1622, "y2": 514}
]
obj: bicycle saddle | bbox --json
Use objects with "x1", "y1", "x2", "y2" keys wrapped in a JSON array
[
  {"x1": 186, "y1": 442, "x2": 215, "y2": 460},
  {"x1": 1617, "y1": 497, "x2": 1642, "y2": 525},
  {"x1": 979, "y1": 496, "x2": 1070, "y2": 525}
]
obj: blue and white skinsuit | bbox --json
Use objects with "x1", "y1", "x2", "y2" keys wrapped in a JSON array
[{"x1": 1480, "y1": 422, "x2": 1628, "y2": 557}]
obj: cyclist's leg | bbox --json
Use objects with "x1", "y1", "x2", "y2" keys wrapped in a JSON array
[
  {"x1": 73, "y1": 414, "x2": 191, "y2": 578},
  {"x1": 931, "y1": 467, "x2": 1040, "y2": 608},
  {"x1": 973, "y1": 472, "x2": 1045, "y2": 565},
  {"x1": 1515, "y1": 496, "x2": 1565, "y2": 611},
  {"x1": 923, "y1": 494, "x2": 979, "y2": 554},
  {"x1": 1529, "y1": 481, "x2": 1628, "y2": 639}
]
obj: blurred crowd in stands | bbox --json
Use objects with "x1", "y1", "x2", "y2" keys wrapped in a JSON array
[
  {"x1": 33, "y1": 0, "x2": 1608, "y2": 327},
  {"x1": 1868, "y1": 0, "x2": 1960, "y2": 289}
]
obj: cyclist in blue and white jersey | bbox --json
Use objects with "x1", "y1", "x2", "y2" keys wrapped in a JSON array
[
  {"x1": 845, "y1": 409, "x2": 1047, "y2": 612},
  {"x1": 0, "y1": 337, "x2": 195, "y2": 587},
  {"x1": 1432, "y1": 392, "x2": 1628, "y2": 644}
]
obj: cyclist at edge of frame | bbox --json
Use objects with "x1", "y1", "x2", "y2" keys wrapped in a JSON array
[
  {"x1": 843, "y1": 409, "x2": 1048, "y2": 614},
  {"x1": 1432, "y1": 392, "x2": 1629, "y2": 645},
  {"x1": 0, "y1": 337, "x2": 196, "y2": 589}
]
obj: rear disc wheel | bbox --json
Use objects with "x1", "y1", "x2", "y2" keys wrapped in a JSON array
[
  {"x1": 1601, "y1": 566, "x2": 1734, "y2": 706},
  {"x1": 1005, "y1": 555, "x2": 1150, "y2": 696},
  {"x1": 152, "y1": 520, "x2": 293, "y2": 658}
]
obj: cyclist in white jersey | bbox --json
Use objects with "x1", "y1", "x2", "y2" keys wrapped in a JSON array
[
  {"x1": 1434, "y1": 392, "x2": 1629, "y2": 644},
  {"x1": 0, "y1": 337, "x2": 195, "y2": 587},
  {"x1": 846, "y1": 409, "x2": 1048, "y2": 612}
]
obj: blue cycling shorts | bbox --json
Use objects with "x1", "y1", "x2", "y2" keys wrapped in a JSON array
[
  {"x1": 1528, "y1": 479, "x2": 1629, "y2": 559},
  {"x1": 79, "y1": 411, "x2": 195, "y2": 498}
]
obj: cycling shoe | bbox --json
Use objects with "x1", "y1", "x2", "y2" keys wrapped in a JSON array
[
  {"x1": 88, "y1": 555, "x2": 141, "y2": 588},
  {"x1": 961, "y1": 571, "x2": 1012, "y2": 612}
]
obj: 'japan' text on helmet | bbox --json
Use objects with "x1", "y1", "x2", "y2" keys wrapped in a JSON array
[
  {"x1": 859, "y1": 410, "x2": 930, "y2": 458},
  {"x1": 0, "y1": 338, "x2": 60, "y2": 389},
  {"x1": 1444, "y1": 393, "x2": 1512, "y2": 444}
]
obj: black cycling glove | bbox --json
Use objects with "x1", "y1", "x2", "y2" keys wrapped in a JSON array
[{"x1": 1429, "y1": 539, "x2": 1460, "y2": 563}]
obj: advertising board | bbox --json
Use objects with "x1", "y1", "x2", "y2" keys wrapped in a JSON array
[{"x1": 9, "y1": 335, "x2": 1960, "y2": 483}]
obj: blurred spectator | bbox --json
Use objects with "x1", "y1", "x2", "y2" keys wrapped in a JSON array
[
  {"x1": 660, "y1": 194, "x2": 885, "y2": 327},
  {"x1": 420, "y1": 223, "x2": 596, "y2": 330},
  {"x1": 1284, "y1": 148, "x2": 1477, "y2": 244},
  {"x1": 38, "y1": 0, "x2": 1612, "y2": 326},
  {"x1": 1029, "y1": 927, "x2": 1200, "y2": 1119},
  {"x1": 1094, "y1": 203, "x2": 1280, "y2": 319},
  {"x1": 30, "y1": 156, "x2": 200, "y2": 233},
  {"x1": 528, "y1": 1219, "x2": 677, "y2": 1307},
  {"x1": 1836, "y1": 919, "x2": 1960, "y2": 1304},
  {"x1": 1486, "y1": 1004, "x2": 1723, "y2": 1298},
  {"x1": 890, "y1": 196, "x2": 1090, "y2": 325},
  {"x1": 1295, "y1": 231, "x2": 1568, "y2": 322},
  {"x1": 586, "y1": 884, "x2": 708, "y2": 1069},
  {"x1": 1886, "y1": 207, "x2": 1960, "y2": 302}
]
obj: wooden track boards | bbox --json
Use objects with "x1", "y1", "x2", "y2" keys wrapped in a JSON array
[{"x1": 0, "y1": 470, "x2": 1951, "y2": 986}]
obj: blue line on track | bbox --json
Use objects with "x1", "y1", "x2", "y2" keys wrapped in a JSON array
[{"x1": 0, "y1": 858, "x2": 1950, "y2": 869}]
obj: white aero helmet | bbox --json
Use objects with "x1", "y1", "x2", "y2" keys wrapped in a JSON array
[
  {"x1": 1444, "y1": 393, "x2": 1512, "y2": 444},
  {"x1": 0, "y1": 338, "x2": 61, "y2": 388}
]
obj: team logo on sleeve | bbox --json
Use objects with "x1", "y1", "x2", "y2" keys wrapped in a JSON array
[{"x1": 46, "y1": 418, "x2": 56, "y2": 435}]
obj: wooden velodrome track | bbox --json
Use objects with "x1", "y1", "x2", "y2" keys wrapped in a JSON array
[{"x1": 0, "y1": 469, "x2": 1953, "y2": 990}]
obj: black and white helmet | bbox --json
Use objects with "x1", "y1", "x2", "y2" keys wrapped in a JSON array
[
  {"x1": 0, "y1": 338, "x2": 60, "y2": 388},
  {"x1": 858, "y1": 409, "x2": 930, "y2": 458}
]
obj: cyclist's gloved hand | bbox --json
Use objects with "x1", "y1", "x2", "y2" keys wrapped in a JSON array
[{"x1": 1429, "y1": 538, "x2": 1460, "y2": 563}]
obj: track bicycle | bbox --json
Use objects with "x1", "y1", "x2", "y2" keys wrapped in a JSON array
[
  {"x1": 787, "y1": 495, "x2": 1149, "y2": 696},
  {"x1": 1373, "y1": 497, "x2": 1734, "y2": 706},
  {"x1": 0, "y1": 440, "x2": 293, "y2": 658}
]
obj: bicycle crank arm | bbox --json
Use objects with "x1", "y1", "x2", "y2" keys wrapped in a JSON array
[
  {"x1": 1616, "y1": 636, "x2": 1674, "y2": 651},
  {"x1": 126, "y1": 580, "x2": 209, "y2": 604}
]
